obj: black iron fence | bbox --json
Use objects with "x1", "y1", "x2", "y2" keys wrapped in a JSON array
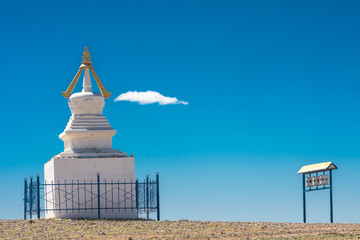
[{"x1": 24, "y1": 173, "x2": 159, "y2": 220}]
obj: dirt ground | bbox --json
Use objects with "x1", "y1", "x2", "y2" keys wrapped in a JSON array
[{"x1": 1, "y1": 219, "x2": 360, "y2": 239}]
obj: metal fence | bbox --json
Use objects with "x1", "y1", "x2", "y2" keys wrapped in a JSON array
[{"x1": 24, "y1": 173, "x2": 159, "y2": 220}]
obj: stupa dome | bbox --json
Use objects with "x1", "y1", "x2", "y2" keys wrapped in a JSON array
[{"x1": 69, "y1": 91, "x2": 105, "y2": 116}]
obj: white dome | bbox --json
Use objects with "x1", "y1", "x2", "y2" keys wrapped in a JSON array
[{"x1": 69, "y1": 91, "x2": 105, "y2": 115}]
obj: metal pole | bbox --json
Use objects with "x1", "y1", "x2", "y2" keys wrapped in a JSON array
[
  {"x1": 58, "y1": 180, "x2": 61, "y2": 214},
  {"x1": 302, "y1": 174, "x2": 306, "y2": 223},
  {"x1": 330, "y1": 170, "x2": 333, "y2": 223},
  {"x1": 29, "y1": 176, "x2": 33, "y2": 220},
  {"x1": 97, "y1": 173, "x2": 101, "y2": 219},
  {"x1": 36, "y1": 175, "x2": 41, "y2": 219},
  {"x1": 156, "y1": 173, "x2": 160, "y2": 221},
  {"x1": 135, "y1": 179, "x2": 139, "y2": 219},
  {"x1": 146, "y1": 175, "x2": 149, "y2": 220},
  {"x1": 24, "y1": 178, "x2": 27, "y2": 220}
]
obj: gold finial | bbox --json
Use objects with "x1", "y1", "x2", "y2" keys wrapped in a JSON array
[
  {"x1": 82, "y1": 46, "x2": 91, "y2": 62},
  {"x1": 62, "y1": 47, "x2": 111, "y2": 98}
]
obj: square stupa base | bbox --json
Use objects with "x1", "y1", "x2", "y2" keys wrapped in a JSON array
[{"x1": 44, "y1": 157, "x2": 136, "y2": 219}]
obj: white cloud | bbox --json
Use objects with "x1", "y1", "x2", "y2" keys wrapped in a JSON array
[{"x1": 114, "y1": 91, "x2": 188, "y2": 105}]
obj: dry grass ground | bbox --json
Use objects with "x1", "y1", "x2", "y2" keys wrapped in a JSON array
[{"x1": 1, "y1": 219, "x2": 360, "y2": 239}]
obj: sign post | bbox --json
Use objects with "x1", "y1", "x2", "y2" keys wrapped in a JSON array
[{"x1": 297, "y1": 162, "x2": 338, "y2": 223}]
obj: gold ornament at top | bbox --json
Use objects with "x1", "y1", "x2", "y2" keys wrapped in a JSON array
[
  {"x1": 82, "y1": 46, "x2": 92, "y2": 62},
  {"x1": 62, "y1": 47, "x2": 111, "y2": 98}
]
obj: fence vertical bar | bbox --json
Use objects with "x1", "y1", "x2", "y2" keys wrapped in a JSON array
[
  {"x1": 24, "y1": 178, "x2": 27, "y2": 220},
  {"x1": 124, "y1": 179, "x2": 126, "y2": 212},
  {"x1": 302, "y1": 174, "x2": 306, "y2": 223},
  {"x1": 97, "y1": 173, "x2": 101, "y2": 219},
  {"x1": 135, "y1": 179, "x2": 139, "y2": 218},
  {"x1": 111, "y1": 180, "x2": 114, "y2": 213},
  {"x1": 71, "y1": 180, "x2": 74, "y2": 212},
  {"x1": 29, "y1": 176, "x2": 33, "y2": 220},
  {"x1": 51, "y1": 180, "x2": 54, "y2": 214},
  {"x1": 36, "y1": 175, "x2": 40, "y2": 219},
  {"x1": 58, "y1": 180, "x2": 61, "y2": 214},
  {"x1": 45, "y1": 180, "x2": 47, "y2": 214},
  {"x1": 117, "y1": 180, "x2": 120, "y2": 212},
  {"x1": 146, "y1": 175, "x2": 149, "y2": 220},
  {"x1": 143, "y1": 179, "x2": 146, "y2": 217},
  {"x1": 84, "y1": 180, "x2": 87, "y2": 212},
  {"x1": 91, "y1": 179, "x2": 93, "y2": 213},
  {"x1": 131, "y1": 179, "x2": 133, "y2": 212},
  {"x1": 64, "y1": 180, "x2": 67, "y2": 213},
  {"x1": 77, "y1": 180, "x2": 80, "y2": 212},
  {"x1": 330, "y1": 170, "x2": 333, "y2": 223},
  {"x1": 104, "y1": 179, "x2": 107, "y2": 213},
  {"x1": 156, "y1": 173, "x2": 160, "y2": 221},
  {"x1": 51, "y1": 180, "x2": 56, "y2": 213}
]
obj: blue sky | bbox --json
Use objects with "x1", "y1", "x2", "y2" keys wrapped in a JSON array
[{"x1": 1, "y1": 0, "x2": 360, "y2": 222}]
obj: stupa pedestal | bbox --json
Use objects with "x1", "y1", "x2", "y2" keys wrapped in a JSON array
[
  {"x1": 44, "y1": 48, "x2": 136, "y2": 219},
  {"x1": 44, "y1": 157, "x2": 135, "y2": 219}
]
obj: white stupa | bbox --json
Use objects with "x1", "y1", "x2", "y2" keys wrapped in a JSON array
[{"x1": 44, "y1": 47, "x2": 135, "y2": 219}]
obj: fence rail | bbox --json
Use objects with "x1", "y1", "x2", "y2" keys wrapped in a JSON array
[{"x1": 24, "y1": 173, "x2": 160, "y2": 221}]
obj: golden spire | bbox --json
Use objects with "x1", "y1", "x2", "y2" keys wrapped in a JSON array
[{"x1": 62, "y1": 47, "x2": 111, "y2": 98}]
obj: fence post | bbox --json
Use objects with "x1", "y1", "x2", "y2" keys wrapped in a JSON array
[
  {"x1": 24, "y1": 178, "x2": 27, "y2": 220},
  {"x1": 36, "y1": 175, "x2": 41, "y2": 219},
  {"x1": 146, "y1": 175, "x2": 149, "y2": 220},
  {"x1": 156, "y1": 172, "x2": 160, "y2": 221},
  {"x1": 29, "y1": 176, "x2": 33, "y2": 220},
  {"x1": 97, "y1": 173, "x2": 101, "y2": 219},
  {"x1": 135, "y1": 179, "x2": 139, "y2": 219}
]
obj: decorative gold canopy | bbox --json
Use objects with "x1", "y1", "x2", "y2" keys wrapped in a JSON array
[{"x1": 62, "y1": 47, "x2": 111, "y2": 98}]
